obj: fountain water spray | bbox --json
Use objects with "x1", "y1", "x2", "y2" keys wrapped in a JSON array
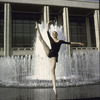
[{"x1": 0, "y1": 23, "x2": 99, "y2": 87}]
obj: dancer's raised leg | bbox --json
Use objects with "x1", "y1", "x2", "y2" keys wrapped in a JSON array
[
  {"x1": 50, "y1": 57, "x2": 57, "y2": 94},
  {"x1": 35, "y1": 22, "x2": 50, "y2": 56},
  {"x1": 35, "y1": 22, "x2": 57, "y2": 94}
]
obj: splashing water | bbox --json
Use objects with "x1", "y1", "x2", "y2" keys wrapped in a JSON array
[{"x1": 0, "y1": 23, "x2": 99, "y2": 87}]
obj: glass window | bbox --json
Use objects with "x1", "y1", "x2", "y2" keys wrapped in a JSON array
[
  {"x1": 12, "y1": 12, "x2": 41, "y2": 47},
  {"x1": 16, "y1": 23, "x2": 23, "y2": 32},
  {"x1": 23, "y1": 24, "x2": 30, "y2": 32},
  {"x1": 0, "y1": 12, "x2": 4, "y2": 48},
  {"x1": 69, "y1": 16, "x2": 87, "y2": 47}
]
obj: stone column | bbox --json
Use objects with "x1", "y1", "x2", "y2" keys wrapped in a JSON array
[
  {"x1": 94, "y1": 10, "x2": 99, "y2": 51},
  {"x1": 86, "y1": 17, "x2": 91, "y2": 47},
  {"x1": 63, "y1": 7, "x2": 71, "y2": 54},
  {"x1": 4, "y1": 3, "x2": 12, "y2": 56},
  {"x1": 43, "y1": 6, "x2": 49, "y2": 25}
]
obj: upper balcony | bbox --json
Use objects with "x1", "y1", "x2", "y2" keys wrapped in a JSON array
[{"x1": 0, "y1": 0, "x2": 99, "y2": 9}]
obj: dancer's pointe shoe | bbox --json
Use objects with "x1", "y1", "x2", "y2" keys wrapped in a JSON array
[
  {"x1": 35, "y1": 22, "x2": 38, "y2": 29},
  {"x1": 53, "y1": 87, "x2": 57, "y2": 95}
]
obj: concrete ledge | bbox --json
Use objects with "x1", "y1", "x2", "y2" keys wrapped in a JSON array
[
  {"x1": 0, "y1": 0, "x2": 99, "y2": 9},
  {"x1": 12, "y1": 50, "x2": 34, "y2": 56},
  {"x1": 72, "y1": 47, "x2": 98, "y2": 53},
  {"x1": 72, "y1": 47, "x2": 98, "y2": 50},
  {"x1": 12, "y1": 47, "x2": 34, "y2": 55},
  {"x1": 0, "y1": 47, "x2": 98, "y2": 56}
]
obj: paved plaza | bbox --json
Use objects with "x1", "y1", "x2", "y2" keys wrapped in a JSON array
[{"x1": 0, "y1": 84, "x2": 100, "y2": 100}]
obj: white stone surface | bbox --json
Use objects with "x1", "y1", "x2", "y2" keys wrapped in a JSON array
[{"x1": 0, "y1": 0, "x2": 99, "y2": 9}]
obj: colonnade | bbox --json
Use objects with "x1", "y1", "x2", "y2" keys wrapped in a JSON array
[{"x1": 3, "y1": 3, "x2": 100, "y2": 56}]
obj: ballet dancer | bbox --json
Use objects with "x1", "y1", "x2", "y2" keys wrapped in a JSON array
[{"x1": 35, "y1": 21, "x2": 84, "y2": 94}]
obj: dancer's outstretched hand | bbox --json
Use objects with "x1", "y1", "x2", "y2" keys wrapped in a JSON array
[{"x1": 79, "y1": 43, "x2": 84, "y2": 46}]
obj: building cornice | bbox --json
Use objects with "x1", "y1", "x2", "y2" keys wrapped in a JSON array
[{"x1": 0, "y1": 0, "x2": 99, "y2": 9}]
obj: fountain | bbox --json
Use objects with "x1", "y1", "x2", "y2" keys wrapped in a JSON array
[{"x1": 0, "y1": 23, "x2": 99, "y2": 87}]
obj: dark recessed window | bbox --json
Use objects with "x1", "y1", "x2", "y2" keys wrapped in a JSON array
[
  {"x1": 0, "y1": 11, "x2": 4, "y2": 48},
  {"x1": 69, "y1": 16, "x2": 87, "y2": 47},
  {"x1": 12, "y1": 12, "x2": 41, "y2": 48}
]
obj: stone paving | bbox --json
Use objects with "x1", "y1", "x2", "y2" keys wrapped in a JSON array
[{"x1": 0, "y1": 84, "x2": 100, "y2": 100}]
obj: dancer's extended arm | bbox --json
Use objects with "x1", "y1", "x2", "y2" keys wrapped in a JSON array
[
  {"x1": 47, "y1": 21, "x2": 53, "y2": 32},
  {"x1": 47, "y1": 21, "x2": 54, "y2": 43},
  {"x1": 71, "y1": 42, "x2": 84, "y2": 46},
  {"x1": 62, "y1": 40, "x2": 84, "y2": 46}
]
